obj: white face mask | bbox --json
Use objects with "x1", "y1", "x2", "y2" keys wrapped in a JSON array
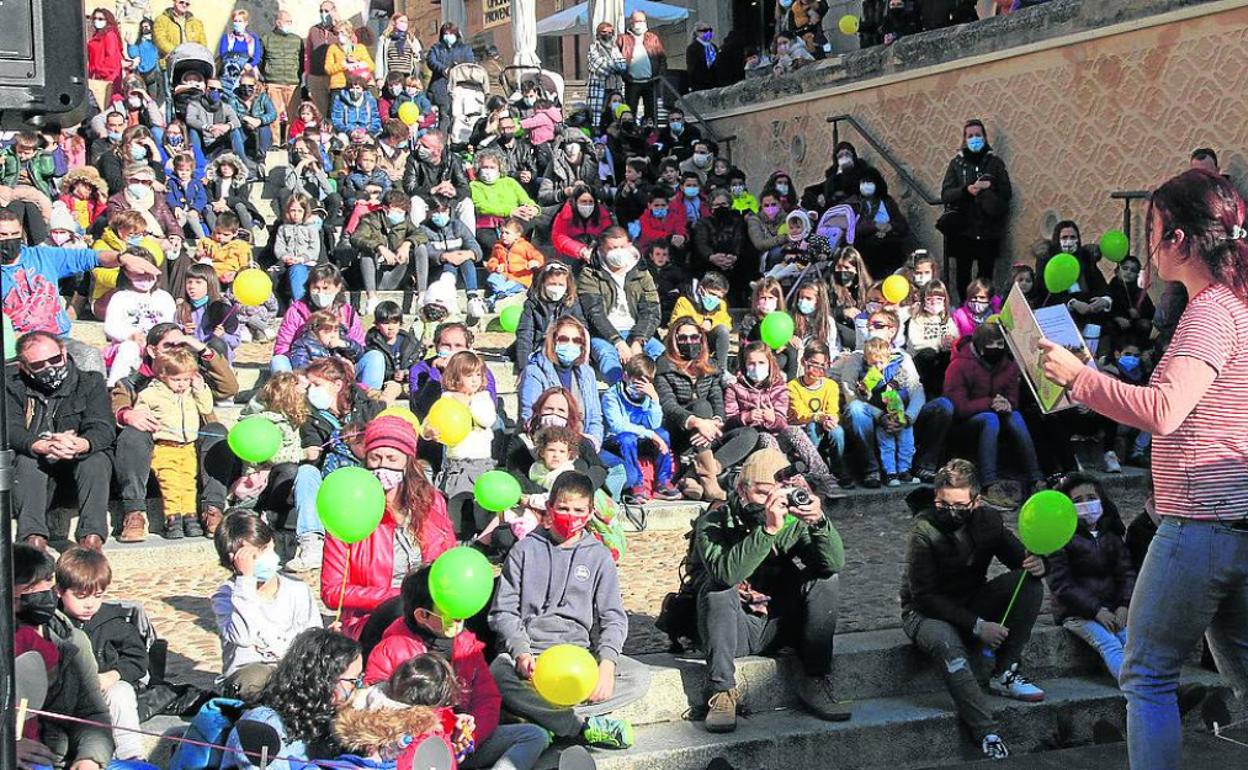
[
  {"x1": 759, "y1": 297, "x2": 778, "y2": 314},
  {"x1": 746, "y1": 363, "x2": 770, "y2": 383},
  {"x1": 310, "y1": 291, "x2": 336, "y2": 309},
  {"x1": 576, "y1": 203, "x2": 596, "y2": 218},
  {"x1": 859, "y1": 182, "x2": 877, "y2": 197},
  {"x1": 478, "y1": 167, "x2": 499, "y2": 184},
  {"x1": 604, "y1": 247, "x2": 636, "y2": 272},
  {"x1": 545, "y1": 285, "x2": 567, "y2": 302},
  {"x1": 632, "y1": 22, "x2": 647, "y2": 34},
  {"x1": 1059, "y1": 238, "x2": 1079, "y2": 253},
  {"x1": 913, "y1": 273, "x2": 932, "y2": 287},
  {"x1": 371, "y1": 467, "x2": 405, "y2": 491},
  {"x1": 308, "y1": 385, "x2": 334, "y2": 411}
]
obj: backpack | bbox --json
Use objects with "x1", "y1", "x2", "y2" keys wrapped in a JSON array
[
  {"x1": 167, "y1": 697, "x2": 245, "y2": 770},
  {"x1": 654, "y1": 503, "x2": 722, "y2": 653}
]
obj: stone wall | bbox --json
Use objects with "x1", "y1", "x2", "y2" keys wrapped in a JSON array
[{"x1": 688, "y1": 0, "x2": 1248, "y2": 283}]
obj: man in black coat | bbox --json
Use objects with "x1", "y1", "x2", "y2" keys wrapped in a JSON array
[
  {"x1": 6, "y1": 331, "x2": 115, "y2": 551},
  {"x1": 402, "y1": 129, "x2": 473, "y2": 230}
]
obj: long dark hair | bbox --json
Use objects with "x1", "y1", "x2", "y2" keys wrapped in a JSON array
[
  {"x1": 258, "y1": 628, "x2": 360, "y2": 754},
  {"x1": 664, "y1": 316, "x2": 717, "y2": 378},
  {"x1": 1148, "y1": 169, "x2": 1248, "y2": 301}
]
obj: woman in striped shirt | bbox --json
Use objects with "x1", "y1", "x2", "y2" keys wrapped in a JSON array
[{"x1": 1039, "y1": 169, "x2": 1248, "y2": 770}]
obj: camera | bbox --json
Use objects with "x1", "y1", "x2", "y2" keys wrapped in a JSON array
[{"x1": 786, "y1": 487, "x2": 813, "y2": 509}]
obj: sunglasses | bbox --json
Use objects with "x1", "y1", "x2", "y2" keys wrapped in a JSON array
[
  {"x1": 805, "y1": 360, "x2": 828, "y2": 371},
  {"x1": 554, "y1": 334, "x2": 584, "y2": 345},
  {"x1": 129, "y1": 178, "x2": 154, "y2": 186},
  {"x1": 338, "y1": 674, "x2": 365, "y2": 690},
  {"x1": 935, "y1": 501, "x2": 976, "y2": 515},
  {"x1": 24, "y1": 352, "x2": 65, "y2": 372},
  {"x1": 675, "y1": 334, "x2": 701, "y2": 343}
]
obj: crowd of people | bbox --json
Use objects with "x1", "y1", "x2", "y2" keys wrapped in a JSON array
[{"x1": 4, "y1": 2, "x2": 1246, "y2": 769}]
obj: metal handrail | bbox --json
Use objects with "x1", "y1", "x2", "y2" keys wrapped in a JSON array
[
  {"x1": 1110, "y1": 190, "x2": 1150, "y2": 236},
  {"x1": 659, "y1": 77, "x2": 737, "y2": 162},
  {"x1": 826, "y1": 114, "x2": 940, "y2": 206}
]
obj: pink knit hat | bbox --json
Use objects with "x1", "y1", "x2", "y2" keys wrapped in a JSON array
[{"x1": 363, "y1": 416, "x2": 419, "y2": 457}]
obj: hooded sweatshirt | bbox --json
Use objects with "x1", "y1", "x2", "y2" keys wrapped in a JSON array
[{"x1": 488, "y1": 528, "x2": 627, "y2": 662}]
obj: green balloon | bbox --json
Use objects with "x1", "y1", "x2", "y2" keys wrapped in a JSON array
[
  {"x1": 1099, "y1": 230, "x2": 1130, "y2": 263},
  {"x1": 474, "y1": 470, "x2": 522, "y2": 512},
  {"x1": 2, "y1": 314, "x2": 15, "y2": 362},
  {"x1": 317, "y1": 466, "x2": 386, "y2": 544},
  {"x1": 759, "y1": 311, "x2": 795, "y2": 350},
  {"x1": 1044, "y1": 252, "x2": 1081, "y2": 294},
  {"x1": 429, "y1": 546, "x2": 494, "y2": 619},
  {"x1": 498, "y1": 304, "x2": 523, "y2": 333},
  {"x1": 1017, "y1": 490, "x2": 1078, "y2": 556},
  {"x1": 227, "y1": 416, "x2": 283, "y2": 464}
]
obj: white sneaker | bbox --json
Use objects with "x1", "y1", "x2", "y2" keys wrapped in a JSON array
[
  {"x1": 981, "y1": 734, "x2": 1010, "y2": 760},
  {"x1": 239, "y1": 325, "x2": 253, "y2": 343},
  {"x1": 989, "y1": 663, "x2": 1045, "y2": 702},
  {"x1": 1104, "y1": 450, "x2": 1122, "y2": 473},
  {"x1": 360, "y1": 296, "x2": 379, "y2": 317},
  {"x1": 466, "y1": 295, "x2": 487, "y2": 325},
  {"x1": 285, "y1": 534, "x2": 324, "y2": 572}
]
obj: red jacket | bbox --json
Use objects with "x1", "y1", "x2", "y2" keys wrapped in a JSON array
[
  {"x1": 724, "y1": 376, "x2": 790, "y2": 432},
  {"x1": 320, "y1": 497, "x2": 456, "y2": 638},
  {"x1": 364, "y1": 620, "x2": 502, "y2": 743},
  {"x1": 551, "y1": 203, "x2": 612, "y2": 261},
  {"x1": 637, "y1": 209, "x2": 685, "y2": 251},
  {"x1": 88, "y1": 30, "x2": 124, "y2": 82},
  {"x1": 942, "y1": 337, "x2": 1022, "y2": 420}
]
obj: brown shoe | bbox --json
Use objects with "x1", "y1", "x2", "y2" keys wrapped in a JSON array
[
  {"x1": 118, "y1": 512, "x2": 149, "y2": 543},
  {"x1": 201, "y1": 506, "x2": 224, "y2": 537},
  {"x1": 23, "y1": 534, "x2": 48, "y2": 552},
  {"x1": 705, "y1": 688, "x2": 740, "y2": 733},
  {"x1": 77, "y1": 534, "x2": 104, "y2": 552}
]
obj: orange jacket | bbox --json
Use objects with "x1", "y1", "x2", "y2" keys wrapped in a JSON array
[{"x1": 486, "y1": 237, "x2": 545, "y2": 287}]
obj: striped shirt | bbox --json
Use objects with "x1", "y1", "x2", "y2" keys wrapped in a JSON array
[{"x1": 1150, "y1": 284, "x2": 1248, "y2": 519}]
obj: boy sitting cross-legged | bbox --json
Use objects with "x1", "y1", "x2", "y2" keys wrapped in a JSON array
[{"x1": 488, "y1": 472, "x2": 651, "y2": 750}]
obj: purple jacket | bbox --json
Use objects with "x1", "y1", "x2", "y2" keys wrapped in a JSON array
[
  {"x1": 409, "y1": 358, "x2": 498, "y2": 402},
  {"x1": 273, "y1": 300, "x2": 364, "y2": 356}
]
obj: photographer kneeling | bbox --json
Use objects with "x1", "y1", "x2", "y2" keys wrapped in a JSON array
[{"x1": 694, "y1": 448, "x2": 851, "y2": 733}]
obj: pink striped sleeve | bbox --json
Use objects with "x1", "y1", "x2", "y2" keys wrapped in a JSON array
[{"x1": 1069, "y1": 355, "x2": 1217, "y2": 436}]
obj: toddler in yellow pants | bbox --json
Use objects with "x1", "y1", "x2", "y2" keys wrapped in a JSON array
[{"x1": 133, "y1": 347, "x2": 214, "y2": 540}]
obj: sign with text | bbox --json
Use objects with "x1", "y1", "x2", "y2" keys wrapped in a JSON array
[{"x1": 483, "y1": 0, "x2": 511, "y2": 30}]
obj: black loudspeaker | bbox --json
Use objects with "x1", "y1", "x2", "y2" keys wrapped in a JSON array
[{"x1": 0, "y1": 0, "x2": 87, "y2": 128}]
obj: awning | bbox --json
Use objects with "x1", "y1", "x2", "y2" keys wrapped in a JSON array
[{"x1": 536, "y1": 0, "x2": 691, "y2": 37}]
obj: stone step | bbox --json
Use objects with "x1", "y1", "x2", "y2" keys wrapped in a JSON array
[{"x1": 578, "y1": 670, "x2": 1229, "y2": 770}]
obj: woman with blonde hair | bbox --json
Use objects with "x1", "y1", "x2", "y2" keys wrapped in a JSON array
[
  {"x1": 325, "y1": 22, "x2": 376, "y2": 97},
  {"x1": 517, "y1": 316, "x2": 604, "y2": 449},
  {"x1": 375, "y1": 13, "x2": 422, "y2": 85}
]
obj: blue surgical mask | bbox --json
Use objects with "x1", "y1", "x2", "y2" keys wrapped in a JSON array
[
  {"x1": 796, "y1": 298, "x2": 815, "y2": 315},
  {"x1": 670, "y1": 121, "x2": 684, "y2": 134},
  {"x1": 129, "y1": 144, "x2": 148, "y2": 160},
  {"x1": 683, "y1": 186, "x2": 700, "y2": 198},
  {"x1": 700, "y1": 293, "x2": 720, "y2": 313},
  {"x1": 775, "y1": 182, "x2": 790, "y2": 195},
  {"x1": 232, "y1": 21, "x2": 246, "y2": 34},
  {"x1": 189, "y1": 295, "x2": 209, "y2": 309},
  {"x1": 386, "y1": 210, "x2": 406, "y2": 225},
  {"x1": 127, "y1": 183, "x2": 148, "y2": 198},
  {"x1": 306, "y1": 216, "x2": 323, "y2": 229},
  {"x1": 443, "y1": 33, "x2": 458, "y2": 46},
  {"x1": 253, "y1": 549, "x2": 280, "y2": 582},
  {"x1": 1075, "y1": 499, "x2": 1103, "y2": 526},
  {"x1": 207, "y1": 90, "x2": 223, "y2": 105},
  {"x1": 431, "y1": 213, "x2": 451, "y2": 227},
  {"x1": 651, "y1": 207, "x2": 667, "y2": 219},
  {"x1": 554, "y1": 343, "x2": 581, "y2": 367},
  {"x1": 107, "y1": 130, "x2": 123, "y2": 143},
  {"x1": 966, "y1": 136, "x2": 986, "y2": 153},
  {"x1": 126, "y1": 234, "x2": 144, "y2": 247}
]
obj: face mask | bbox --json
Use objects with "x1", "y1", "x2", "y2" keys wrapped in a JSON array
[
  {"x1": 131, "y1": 276, "x2": 157, "y2": 292},
  {"x1": 281, "y1": 25, "x2": 294, "y2": 35},
  {"x1": 859, "y1": 182, "x2": 877, "y2": 197},
  {"x1": 713, "y1": 206, "x2": 732, "y2": 218},
  {"x1": 692, "y1": 153, "x2": 711, "y2": 168},
  {"x1": 931, "y1": 504, "x2": 970, "y2": 533},
  {"x1": 604, "y1": 248, "x2": 634, "y2": 271},
  {"x1": 966, "y1": 136, "x2": 986, "y2": 153},
  {"x1": 128, "y1": 96, "x2": 143, "y2": 109},
  {"x1": 107, "y1": 130, "x2": 123, "y2": 143},
  {"x1": 310, "y1": 291, "x2": 336, "y2": 309},
  {"x1": 253, "y1": 549, "x2": 280, "y2": 582},
  {"x1": 746, "y1": 363, "x2": 770, "y2": 383},
  {"x1": 307, "y1": 385, "x2": 334, "y2": 411},
  {"x1": 207, "y1": 91, "x2": 222, "y2": 105},
  {"x1": 545, "y1": 284, "x2": 567, "y2": 302},
  {"x1": 632, "y1": 23, "x2": 647, "y2": 35},
  {"x1": 25, "y1": 363, "x2": 69, "y2": 392},
  {"x1": 94, "y1": 18, "x2": 108, "y2": 30},
  {"x1": 240, "y1": 85, "x2": 256, "y2": 98},
  {"x1": 565, "y1": 145, "x2": 582, "y2": 161},
  {"x1": 762, "y1": 204, "x2": 782, "y2": 219},
  {"x1": 416, "y1": 146, "x2": 433, "y2": 162},
  {"x1": 478, "y1": 167, "x2": 500, "y2": 184},
  {"x1": 539, "y1": 413, "x2": 568, "y2": 428},
  {"x1": 189, "y1": 295, "x2": 209, "y2": 309},
  {"x1": 549, "y1": 509, "x2": 590, "y2": 541},
  {"x1": 625, "y1": 384, "x2": 645, "y2": 401},
  {"x1": 913, "y1": 273, "x2": 932, "y2": 287},
  {"x1": 167, "y1": 135, "x2": 183, "y2": 146},
  {"x1": 979, "y1": 345, "x2": 1006, "y2": 364},
  {"x1": 443, "y1": 34, "x2": 458, "y2": 46},
  {"x1": 321, "y1": 12, "x2": 333, "y2": 25},
  {"x1": 700, "y1": 293, "x2": 720, "y2": 312},
  {"x1": 576, "y1": 203, "x2": 596, "y2": 219},
  {"x1": 17, "y1": 589, "x2": 58, "y2": 627},
  {"x1": 127, "y1": 183, "x2": 149, "y2": 198},
  {"x1": 759, "y1": 297, "x2": 778, "y2": 314},
  {"x1": 233, "y1": 21, "x2": 246, "y2": 33},
  {"x1": 869, "y1": 327, "x2": 894, "y2": 342},
  {"x1": 796, "y1": 298, "x2": 815, "y2": 315},
  {"x1": 700, "y1": 30, "x2": 713, "y2": 42},
  {"x1": 651, "y1": 207, "x2": 668, "y2": 219},
  {"x1": 554, "y1": 343, "x2": 581, "y2": 367},
  {"x1": 775, "y1": 182, "x2": 790, "y2": 195},
  {"x1": 676, "y1": 341, "x2": 702, "y2": 360},
  {"x1": 683, "y1": 186, "x2": 700, "y2": 198},
  {"x1": 497, "y1": 132, "x2": 514, "y2": 145},
  {"x1": 125, "y1": 234, "x2": 145, "y2": 247},
  {"x1": 372, "y1": 467, "x2": 405, "y2": 491},
  {"x1": 1075, "y1": 499, "x2": 1103, "y2": 526},
  {"x1": 129, "y1": 144, "x2": 148, "y2": 160},
  {"x1": 1059, "y1": 238, "x2": 1079, "y2": 253},
  {"x1": 968, "y1": 299, "x2": 989, "y2": 315},
  {"x1": 837, "y1": 155, "x2": 853, "y2": 170},
  {"x1": 0, "y1": 238, "x2": 23, "y2": 263},
  {"x1": 386, "y1": 210, "x2": 406, "y2": 225},
  {"x1": 924, "y1": 298, "x2": 946, "y2": 315},
  {"x1": 523, "y1": 96, "x2": 536, "y2": 107},
  {"x1": 599, "y1": 32, "x2": 614, "y2": 42},
  {"x1": 865, "y1": 301, "x2": 882, "y2": 315},
  {"x1": 669, "y1": 120, "x2": 684, "y2": 134},
  {"x1": 50, "y1": 231, "x2": 72, "y2": 246},
  {"x1": 431, "y1": 213, "x2": 450, "y2": 227}
]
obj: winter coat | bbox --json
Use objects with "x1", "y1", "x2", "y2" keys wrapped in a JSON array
[
  {"x1": 87, "y1": 28, "x2": 125, "y2": 82},
  {"x1": 670, "y1": 288, "x2": 731, "y2": 331},
  {"x1": 364, "y1": 328, "x2": 422, "y2": 382},
  {"x1": 939, "y1": 148, "x2": 1013, "y2": 240},
  {"x1": 274, "y1": 300, "x2": 363, "y2": 356},
  {"x1": 364, "y1": 621, "x2": 502, "y2": 742},
  {"x1": 403, "y1": 153, "x2": 469, "y2": 204},
  {"x1": 39, "y1": 614, "x2": 114, "y2": 767},
  {"x1": 96, "y1": 148, "x2": 166, "y2": 198},
  {"x1": 321, "y1": 502, "x2": 456, "y2": 638},
  {"x1": 471, "y1": 177, "x2": 537, "y2": 222},
  {"x1": 183, "y1": 299, "x2": 241, "y2": 354},
  {"x1": 487, "y1": 238, "x2": 544, "y2": 286},
  {"x1": 420, "y1": 219, "x2": 481, "y2": 264},
  {"x1": 518, "y1": 352, "x2": 604, "y2": 447},
  {"x1": 746, "y1": 210, "x2": 786, "y2": 254},
  {"x1": 552, "y1": 203, "x2": 612, "y2": 262},
  {"x1": 654, "y1": 355, "x2": 724, "y2": 431},
  {"x1": 577, "y1": 263, "x2": 661, "y2": 345},
  {"x1": 75, "y1": 603, "x2": 149, "y2": 685},
  {"x1": 616, "y1": 31, "x2": 667, "y2": 79},
  {"x1": 1045, "y1": 507, "x2": 1136, "y2": 624},
  {"x1": 196, "y1": 237, "x2": 252, "y2": 281},
  {"x1": 514, "y1": 294, "x2": 586, "y2": 371},
  {"x1": 260, "y1": 28, "x2": 305, "y2": 86},
  {"x1": 110, "y1": 344, "x2": 239, "y2": 418},
  {"x1": 951, "y1": 295, "x2": 1003, "y2": 338},
  {"x1": 232, "y1": 92, "x2": 278, "y2": 130},
  {"x1": 424, "y1": 41, "x2": 474, "y2": 103},
  {"x1": 342, "y1": 169, "x2": 393, "y2": 207},
  {"x1": 133, "y1": 376, "x2": 214, "y2": 443},
  {"x1": 212, "y1": 575, "x2": 322, "y2": 679},
  {"x1": 636, "y1": 208, "x2": 685, "y2": 251},
  {"x1": 942, "y1": 337, "x2": 1021, "y2": 419},
  {"x1": 153, "y1": 9, "x2": 207, "y2": 64},
  {"x1": 5, "y1": 363, "x2": 114, "y2": 457},
  {"x1": 0, "y1": 147, "x2": 57, "y2": 196},
  {"x1": 724, "y1": 376, "x2": 789, "y2": 432},
  {"x1": 287, "y1": 325, "x2": 364, "y2": 371},
  {"x1": 601, "y1": 382, "x2": 664, "y2": 440},
  {"x1": 274, "y1": 223, "x2": 322, "y2": 267},
  {"x1": 165, "y1": 175, "x2": 209, "y2": 221},
  {"x1": 647, "y1": 261, "x2": 690, "y2": 321},
  {"x1": 538, "y1": 150, "x2": 600, "y2": 206},
  {"x1": 324, "y1": 43, "x2": 376, "y2": 90},
  {"x1": 183, "y1": 96, "x2": 242, "y2": 135},
  {"x1": 519, "y1": 106, "x2": 564, "y2": 147},
  {"x1": 830, "y1": 348, "x2": 926, "y2": 422},
  {"x1": 853, "y1": 194, "x2": 910, "y2": 242},
  {"x1": 690, "y1": 210, "x2": 749, "y2": 275},
  {"x1": 331, "y1": 91, "x2": 382, "y2": 135},
  {"x1": 350, "y1": 209, "x2": 422, "y2": 255}
]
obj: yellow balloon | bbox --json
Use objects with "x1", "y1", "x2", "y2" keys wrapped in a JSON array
[
  {"x1": 882, "y1": 274, "x2": 910, "y2": 305},
  {"x1": 838, "y1": 14, "x2": 860, "y2": 35},
  {"x1": 425, "y1": 396, "x2": 472, "y2": 447},
  {"x1": 533, "y1": 645, "x2": 599, "y2": 707},
  {"x1": 377, "y1": 406, "x2": 422, "y2": 434},
  {"x1": 233, "y1": 269, "x2": 273, "y2": 307},
  {"x1": 398, "y1": 101, "x2": 421, "y2": 126}
]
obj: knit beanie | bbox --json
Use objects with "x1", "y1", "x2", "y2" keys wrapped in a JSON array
[{"x1": 363, "y1": 416, "x2": 419, "y2": 457}]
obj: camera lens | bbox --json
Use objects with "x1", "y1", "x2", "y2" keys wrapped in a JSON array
[{"x1": 787, "y1": 488, "x2": 812, "y2": 508}]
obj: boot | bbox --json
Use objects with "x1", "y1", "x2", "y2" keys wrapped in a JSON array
[
  {"x1": 694, "y1": 450, "x2": 726, "y2": 502},
  {"x1": 118, "y1": 511, "x2": 148, "y2": 543},
  {"x1": 201, "y1": 506, "x2": 224, "y2": 537},
  {"x1": 678, "y1": 475, "x2": 704, "y2": 501}
]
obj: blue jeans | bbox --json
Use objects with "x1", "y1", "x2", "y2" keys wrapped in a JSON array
[
  {"x1": 609, "y1": 429, "x2": 673, "y2": 489},
  {"x1": 271, "y1": 354, "x2": 292, "y2": 374},
  {"x1": 1064, "y1": 617, "x2": 1128, "y2": 681},
  {"x1": 845, "y1": 400, "x2": 882, "y2": 476},
  {"x1": 590, "y1": 337, "x2": 666, "y2": 385},
  {"x1": 876, "y1": 424, "x2": 915, "y2": 475},
  {"x1": 293, "y1": 464, "x2": 324, "y2": 537},
  {"x1": 459, "y1": 722, "x2": 551, "y2": 770},
  {"x1": 964, "y1": 409, "x2": 1041, "y2": 486},
  {"x1": 356, "y1": 349, "x2": 386, "y2": 390},
  {"x1": 804, "y1": 422, "x2": 847, "y2": 461},
  {"x1": 443, "y1": 258, "x2": 478, "y2": 291},
  {"x1": 486, "y1": 273, "x2": 526, "y2": 300},
  {"x1": 287, "y1": 263, "x2": 310, "y2": 302},
  {"x1": 1121, "y1": 518, "x2": 1248, "y2": 769}
]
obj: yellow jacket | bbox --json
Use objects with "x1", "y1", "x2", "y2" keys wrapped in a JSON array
[
  {"x1": 152, "y1": 10, "x2": 207, "y2": 65},
  {"x1": 324, "y1": 44, "x2": 376, "y2": 91},
  {"x1": 92, "y1": 229, "x2": 166, "y2": 301},
  {"x1": 134, "y1": 378, "x2": 214, "y2": 444},
  {"x1": 787, "y1": 377, "x2": 841, "y2": 425},
  {"x1": 671, "y1": 294, "x2": 731, "y2": 331},
  {"x1": 195, "y1": 238, "x2": 252, "y2": 281}
]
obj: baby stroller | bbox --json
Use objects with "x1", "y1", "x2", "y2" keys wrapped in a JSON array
[
  {"x1": 447, "y1": 62, "x2": 491, "y2": 149},
  {"x1": 165, "y1": 43, "x2": 215, "y2": 122},
  {"x1": 502, "y1": 65, "x2": 567, "y2": 107},
  {"x1": 816, "y1": 204, "x2": 858, "y2": 250}
]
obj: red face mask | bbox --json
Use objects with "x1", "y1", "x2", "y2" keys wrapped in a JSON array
[{"x1": 548, "y1": 508, "x2": 590, "y2": 541}]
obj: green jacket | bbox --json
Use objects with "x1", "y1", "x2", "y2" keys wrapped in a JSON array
[
  {"x1": 260, "y1": 29, "x2": 305, "y2": 86},
  {"x1": 695, "y1": 497, "x2": 844, "y2": 590},
  {"x1": 0, "y1": 147, "x2": 57, "y2": 196},
  {"x1": 350, "y1": 209, "x2": 427, "y2": 253},
  {"x1": 470, "y1": 177, "x2": 537, "y2": 219},
  {"x1": 576, "y1": 262, "x2": 661, "y2": 346}
]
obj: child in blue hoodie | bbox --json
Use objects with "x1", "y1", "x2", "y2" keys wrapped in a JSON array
[
  {"x1": 488, "y1": 472, "x2": 651, "y2": 751},
  {"x1": 601, "y1": 356, "x2": 681, "y2": 504}
]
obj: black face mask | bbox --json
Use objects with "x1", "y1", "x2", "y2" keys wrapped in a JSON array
[
  {"x1": 599, "y1": 32, "x2": 614, "y2": 42},
  {"x1": 979, "y1": 345, "x2": 1006, "y2": 365},
  {"x1": 930, "y1": 506, "x2": 969, "y2": 534},
  {"x1": 713, "y1": 207, "x2": 732, "y2": 219},
  {"x1": 24, "y1": 363, "x2": 69, "y2": 392},
  {"x1": 835, "y1": 270, "x2": 857, "y2": 287},
  {"x1": 739, "y1": 501, "x2": 767, "y2": 524},
  {"x1": 17, "y1": 589, "x2": 57, "y2": 627},
  {"x1": 676, "y1": 341, "x2": 703, "y2": 360},
  {"x1": 239, "y1": 85, "x2": 255, "y2": 98},
  {"x1": 0, "y1": 237, "x2": 23, "y2": 263}
]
